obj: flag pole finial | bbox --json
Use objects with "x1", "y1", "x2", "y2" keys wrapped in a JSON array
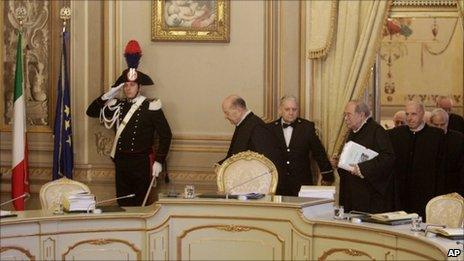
[
  {"x1": 60, "y1": 7, "x2": 72, "y2": 33},
  {"x1": 15, "y1": 6, "x2": 27, "y2": 28}
]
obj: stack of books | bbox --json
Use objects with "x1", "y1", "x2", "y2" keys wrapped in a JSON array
[
  {"x1": 62, "y1": 191, "x2": 96, "y2": 212},
  {"x1": 0, "y1": 210, "x2": 17, "y2": 218},
  {"x1": 359, "y1": 211, "x2": 418, "y2": 225},
  {"x1": 429, "y1": 227, "x2": 464, "y2": 240}
]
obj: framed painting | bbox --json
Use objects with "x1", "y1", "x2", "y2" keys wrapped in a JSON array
[{"x1": 151, "y1": 0, "x2": 230, "y2": 42}]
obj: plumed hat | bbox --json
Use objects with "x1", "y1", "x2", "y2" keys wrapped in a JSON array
[{"x1": 112, "y1": 40, "x2": 154, "y2": 87}]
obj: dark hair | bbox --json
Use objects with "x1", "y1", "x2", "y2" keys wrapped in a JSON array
[{"x1": 232, "y1": 97, "x2": 247, "y2": 109}]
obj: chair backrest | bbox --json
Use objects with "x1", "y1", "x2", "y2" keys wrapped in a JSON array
[
  {"x1": 425, "y1": 193, "x2": 464, "y2": 228},
  {"x1": 39, "y1": 177, "x2": 90, "y2": 211},
  {"x1": 216, "y1": 151, "x2": 278, "y2": 195}
]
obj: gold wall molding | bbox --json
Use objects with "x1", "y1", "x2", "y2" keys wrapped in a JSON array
[
  {"x1": 215, "y1": 225, "x2": 252, "y2": 232},
  {"x1": 168, "y1": 171, "x2": 216, "y2": 183},
  {"x1": 61, "y1": 238, "x2": 141, "y2": 260},
  {"x1": 0, "y1": 246, "x2": 36, "y2": 260},
  {"x1": 392, "y1": 0, "x2": 457, "y2": 7},
  {"x1": 318, "y1": 248, "x2": 375, "y2": 261}
]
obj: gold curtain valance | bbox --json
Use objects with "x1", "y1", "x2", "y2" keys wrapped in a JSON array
[{"x1": 307, "y1": 0, "x2": 338, "y2": 59}]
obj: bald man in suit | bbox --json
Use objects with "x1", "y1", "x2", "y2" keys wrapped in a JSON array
[{"x1": 218, "y1": 95, "x2": 283, "y2": 175}]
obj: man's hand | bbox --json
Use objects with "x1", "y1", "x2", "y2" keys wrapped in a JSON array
[
  {"x1": 321, "y1": 180, "x2": 333, "y2": 186},
  {"x1": 330, "y1": 155, "x2": 339, "y2": 169},
  {"x1": 152, "y1": 161, "x2": 163, "y2": 177},
  {"x1": 102, "y1": 83, "x2": 124, "y2": 100}
]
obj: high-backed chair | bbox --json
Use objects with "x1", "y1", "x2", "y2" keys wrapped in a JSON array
[
  {"x1": 425, "y1": 193, "x2": 464, "y2": 228},
  {"x1": 216, "y1": 151, "x2": 278, "y2": 195},
  {"x1": 39, "y1": 177, "x2": 90, "y2": 211}
]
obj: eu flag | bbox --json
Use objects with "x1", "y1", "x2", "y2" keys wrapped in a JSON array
[{"x1": 52, "y1": 31, "x2": 73, "y2": 180}]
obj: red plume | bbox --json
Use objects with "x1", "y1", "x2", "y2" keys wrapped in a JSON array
[{"x1": 124, "y1": 40, "x2": 142, "y2": 55}]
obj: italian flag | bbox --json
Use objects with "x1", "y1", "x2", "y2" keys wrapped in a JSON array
[{"x1": 11, "y1": 31, "x2": 29, "y2": 211}]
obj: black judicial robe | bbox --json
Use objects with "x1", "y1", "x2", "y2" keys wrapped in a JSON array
[
  {"x1": 339, "y1": 118, "x2": 395, "y2": 213},
  {"x1": 448, "y1": 113, "x2": 464, "y2": 134},
  {"x1": 267, "y1": 118, "x2": 333, "y2": 196},
  {"x1": 443, "y1": 130, "x2": 464, "y2": 196},
  {"x1": 219, "y1": 112, "x2": 284, "y2": 173},
  {"x1": 388, "y1": 124, "x2": 444, "y2": 218}
]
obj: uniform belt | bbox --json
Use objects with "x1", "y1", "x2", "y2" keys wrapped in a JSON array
[{"x1": 117, "y1": 148, "x2": 153, "y2": 155}]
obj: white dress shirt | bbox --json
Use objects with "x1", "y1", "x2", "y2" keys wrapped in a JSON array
[{"x1": 281, "y1": 119, "x2": 293, "y2": 147}]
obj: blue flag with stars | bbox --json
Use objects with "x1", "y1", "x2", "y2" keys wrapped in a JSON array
[{"x1": 52, "y1": 31, "x2": 73, "y2": 180}]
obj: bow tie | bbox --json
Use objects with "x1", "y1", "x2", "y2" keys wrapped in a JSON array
[{"x1": 282, "y1": 122, "x2": 296, "y2": 129}]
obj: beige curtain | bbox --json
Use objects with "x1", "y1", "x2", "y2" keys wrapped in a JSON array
[
  {"x1": 309, "y1": 0, "x2": 391, "y2": 156},
  {"x1": 459, "y1": 0, "x2": 464, "y2": 31}
]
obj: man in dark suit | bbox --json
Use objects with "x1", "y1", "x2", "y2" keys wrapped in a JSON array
[
  {"x1": 436, "y1": 96, "x2": 464, "y2": 134},
  {"x1": 218, "y1": 95, "x2": 283, "y2": 171},
  {"x1": 430, "y1": 108, "x2": 464, "y2": 196},
  {"x1": 267, "y1": 96, "x2": 333, "y2": 196}
]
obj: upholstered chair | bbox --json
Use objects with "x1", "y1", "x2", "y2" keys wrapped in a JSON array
[
  {"x1": 39, "y1": 177, "x2": 90, "y2": 211},
  {"x1": 425, "y1": 193, "x2": 464, "y2": 228},
  {"x1": 216, "y1": 151, "x2": 278, "y2": 195}
]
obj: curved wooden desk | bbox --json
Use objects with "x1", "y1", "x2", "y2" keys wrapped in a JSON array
[{"x1": 1, "y1": 196, "x2": 461, "y2": 260}]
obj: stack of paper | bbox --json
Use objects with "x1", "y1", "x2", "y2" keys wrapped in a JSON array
[
  {"x1": 370, "y1": 211, "x2": 418, "y2": 221},
  {"x1": 62, "y1": 191, "x2": 96, "y2": 212},
  {"x1": 0, "y1": 210, "x2": 17, "y2": 218},
  {"x1": 429, "y1": 227, "x2": 464, "y2": 239},
  {"x1": 338, "y1": 141, "x2": 378, "y2": 171},
  {"x1": 298, "y1": 186, "x2": 335, "y2": 199}
]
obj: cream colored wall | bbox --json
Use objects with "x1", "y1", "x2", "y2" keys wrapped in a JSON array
[{"x1": 0, "y1": 0, "x2": 304, "y2": 208}]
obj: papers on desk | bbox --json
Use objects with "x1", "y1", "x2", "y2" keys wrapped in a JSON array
[
  {"x1": 298, "y1": 186, "x2": 335, "y2": 199},
  {"x1": 338, "y1": 141, "x2": 378, "y2": 171},
  {"x1": 353, "y1": 210, "x2": 418, "y2": 225},
  {"x1": 370, "y1": 211, "x2": 418, "y2": 222},
  {"x1": 62, "y1": 191, "x2": 96, "y2": 212},
  {"x1": 0, "y1": 210, "x2": 17, "y2": 218},
  {"x1": 429, "y1": 228, "x2": 464, "y2": 240}
]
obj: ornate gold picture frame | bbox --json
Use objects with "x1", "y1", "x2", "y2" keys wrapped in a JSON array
[{"x1": 151, "y1": 0, "x2": 230, "y2": 42}]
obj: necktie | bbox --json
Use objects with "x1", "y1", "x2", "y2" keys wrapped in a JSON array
[{"x1": 282, "y1": 122, "x2": 296, "y2": 129}]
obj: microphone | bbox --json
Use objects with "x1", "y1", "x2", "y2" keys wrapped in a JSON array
[
  {"x1": 226, "y1": 172, "x2": 270, "y2": 199},
  {"x1": 86, "y1": 194, "x2": 135, "y2": 213},
  {"x1": 0, "y1": 193, "x2": 30, "y2": 207}
]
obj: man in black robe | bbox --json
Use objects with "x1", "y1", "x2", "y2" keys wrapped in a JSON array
[
  {"x1": 218, "y1": 95, "x2": 283, "y2": 173},
  {"x1": 436, "y1": 96, "x2": 464, "y2": 134},
  {"x1": 267, "y1": 95, "x2": 333, "y2": 196},
  {"x1": 337, "y1": 101, "x2": 395, "y2": 213},
  {"x1": 430, "y1": 108, "x2": 464, "y2": 196},
  {"x1": 388, "y1": 101, "x2": 445, "y2": 218}
]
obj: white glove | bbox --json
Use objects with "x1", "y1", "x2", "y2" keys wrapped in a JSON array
[
  {"x1": 101, "y1": 83, "x2": 124, "y2": 100},
  {"x1": 152, "y1": 161, "x2": 162, "y2": 177}
]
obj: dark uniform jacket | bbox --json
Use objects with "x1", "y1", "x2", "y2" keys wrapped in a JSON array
[
  {"x1": 443, "y1": 130, "x2": 464, "y2": 196},
  {"x1": 339, "y1": 118, "x2": 395, "y2": 213},
  {"x1": 267, "y1": 118, "x2": 333, "y2": 196},
  {"x1": 86, "y1": 96, "x2": 172, "y2": 162},
  {"x1": 448, "y1": 113, "x2": 464, "y2": 134},
  {"x1": 219, "y1": 112, "x2": 283, "y2": 173},
  {"x1": 388, "y1": 124, "x2": 444, "y2": 218}
]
